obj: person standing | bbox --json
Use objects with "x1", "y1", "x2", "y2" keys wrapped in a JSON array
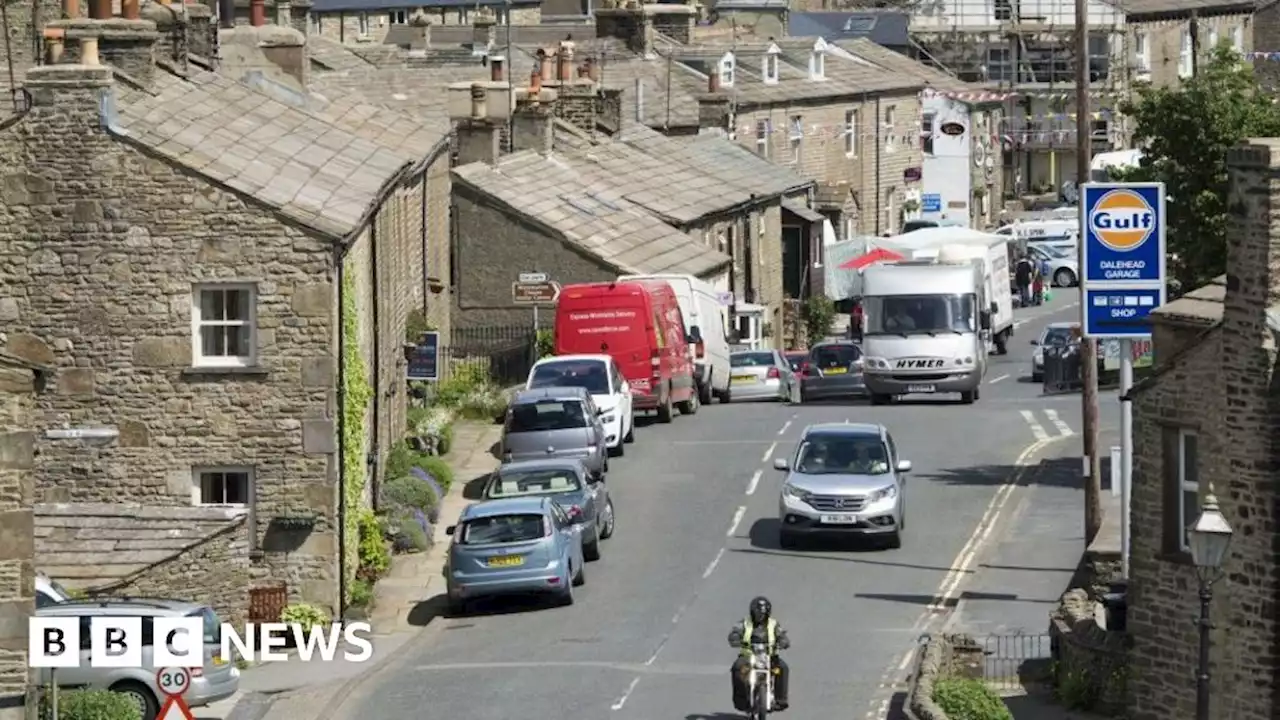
[{"x1": 1015, "y1": 253, "x2": 1034, "y2": 307}]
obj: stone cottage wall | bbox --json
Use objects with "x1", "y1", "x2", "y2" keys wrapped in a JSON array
[{"x1": 0, "y1": 360, "x2": 39, "y2": 720}]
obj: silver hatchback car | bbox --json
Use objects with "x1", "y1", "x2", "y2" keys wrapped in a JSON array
[
  {"x1": 772, "y1": 423, "x2": 911, "y2": 549},
  {"x1": 35, "y1": 599, "x2": 239, "y2": 720},
  {"x1": 502, "y1": 387, "x2": 608, "y2": 480}
]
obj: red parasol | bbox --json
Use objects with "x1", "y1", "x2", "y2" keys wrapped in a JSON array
[{"x1": 840, "y1": 246, "x2": 905, "y2": 271}]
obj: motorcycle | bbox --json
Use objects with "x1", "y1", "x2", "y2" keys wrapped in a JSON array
[{"x1": 745, "y1": 642, "x2": 775, "y2": 719}]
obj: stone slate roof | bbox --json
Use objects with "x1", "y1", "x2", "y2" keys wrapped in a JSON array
[
  {"x1": 114, "y1": 68, "x2": 444, "y2": 238},
  {"x1": 307, "y1": 34, "x2": 376, "y2": 72},
  {"x1": 1151, "y1": 276, "x2": 1226, "y2": 326},
  {"x1": 309, "y1": 64, "x2": 490, "y2": 128},
  {"x1": 36, "y1": 503, "x2": 246, "y2": 589},
  {"x1": 453, "y1": 150, "x2": 730, "y2": 277},
  {"x1": 832, "y1": 38, "x2": 977, "y2": 94}
]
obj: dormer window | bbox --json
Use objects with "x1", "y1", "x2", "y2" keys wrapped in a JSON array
[
  {"x1": 763, "y1": 43, "x2": 781, "y2": 84},
  {"x1": 810, "y1": 38, "x2": 827, "y2": 80},
  {"x1": 719, "y1": 52, "x2": 735, "y2": 87}
]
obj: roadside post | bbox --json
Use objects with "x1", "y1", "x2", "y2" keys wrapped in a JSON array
[
  {"x1": 512, "y1": 272, "x2": 561, "y2": 332},
  {"x1": 1080, "y1": 182, "x2": 1167, "y2": 580},
  {"x1": 155, "y1": 667, "x2": 196, "y2": 720}
]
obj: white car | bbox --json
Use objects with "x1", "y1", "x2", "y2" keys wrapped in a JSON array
[
  {"x1": 525, "y1": 354, "x2": 635, "y2": 456},
  {"x1": 1029, "y1": 244, "x2": 1080, "y2": 287}
]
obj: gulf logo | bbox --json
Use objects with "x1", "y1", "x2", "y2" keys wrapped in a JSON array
[{"x1": 1088, "y1": 189, "x2": 1156, "y2": 252}]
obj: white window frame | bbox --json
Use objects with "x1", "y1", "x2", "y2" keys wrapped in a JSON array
[
  {"x1": 193, "y1": 467, "x2": 253, "y2": 507},
  {"x1": 1134, "y1": 32, "x2": 1149, "y2": 72},
  {"x1": 1176, "y1": 429, "x2": 1199, "y2": 552},
  {"x1": 844, "y1": 109, "x2": 858, "y2": 156},
  {"x1": 810, "y1": 51, "x2": 825, "y2": 80},
  {"x1": 1231, "y1": 25, "x2": 1244, "y2": 54},
  {"x1": 357, "y1": 12, "x2": 370, "y2": 37},
  {"x1": 1178, "y1": 29, "x2": 1192, "y2": 78},
  {"x1": 883, "y1": 189, "x2": 895, "y2": 234},
  {"x1": 389, "y1": 9, "x2": 407, "y2": 24},
  {"x1": 764, "y1": 52, "x2": 780, "y2": 84},
  {"x1": 719, "y1": 53, "x2": 736, "y2": 87},
  {"x1": 843, "y1": 216, "x2": 856, "y2": 241},
  {"x1": 192, "y1": 283, "x2": 257, "y2": 368},
  {"x1": 921, "y1": 112, "x2": 936, "y2": 155},
  {"x1": 788, "y1": 115, "x2": 803, "y2": 164},
  {"x1": 883, "y1": 106, "x2": 896, "y2": 151},
  {"x1": 755, "y1": 119, "x2": 769, "y2": 157}
]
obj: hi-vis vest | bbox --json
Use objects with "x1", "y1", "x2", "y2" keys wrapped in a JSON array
[{"x1": 740, "y1": 617, "x2": 778, "y2": 656}]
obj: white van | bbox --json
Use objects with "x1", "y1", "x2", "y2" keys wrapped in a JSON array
[{"x1": 617, "y1": 273, "x2": 732, "y2": 403}]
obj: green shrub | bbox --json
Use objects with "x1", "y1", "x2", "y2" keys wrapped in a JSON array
[
  {"x1": 437, "y1": 421, "x2": 455, "y2": 455},
  {"x1": 356, "y1": 508, "x2": 391, "y2": 579},
  {"x1": 384, "y1": 506, "x2": 431, "y2": 553},
  {"x1": 932, "y1": 678, "x2": 1013, "y2": 720},
  {"x1": 349, "y1": 577, "x2": 374, "y2": 608},
  {"x1": 431, "y1": 363, "x2": 491, "y2": 406},
  {"x1": 801, "y1": 295, "x2": 836, "y2": 343},
  {"x1": 280, "y1": 602, "x2": 331, "y2": 633},
  {"x1": 414, "y1": 454, "x2": 455, "y2": 494},
  {"x1": 41, "y1": 688, "x2": 142, "y2": 720},
  {"x1": 405, "y1": 308, "x2": 436, "y2": 343},
  {"x1": 385, "y1": 440, "x2": 416, "y2": 479},
  {"x1": 536, "y1": 328, "x2": 555, "y2": 358},
  {"x1": 455, "y1": 385, "x2": 510, "y2": 421},
  {"x1": 383, "y1": 473, "x2": 438, "y2": 514}
]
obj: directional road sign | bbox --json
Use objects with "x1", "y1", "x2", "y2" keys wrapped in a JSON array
[
  {"x1": 512, "y1": 281, "x2": 561, "y2": 305},
  {"x1": 1083, "y1": 287, "x2": 1165, "y2": 338},
  {"x1": 1081, "y1": 182, "x2": 1166, "y2": 286},
  {"x1": 518, "y1": 272, "x2": 548, "y2": 283},
  {"x1": 156, "y1": 667, "x2": 191, "y2": 697}
]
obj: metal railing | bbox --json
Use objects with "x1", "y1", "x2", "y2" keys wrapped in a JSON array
[{"x1": 979, "y1": 632, "x2": 1055, "y2": 691}]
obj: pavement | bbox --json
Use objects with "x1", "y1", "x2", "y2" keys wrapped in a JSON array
[{"x1": 227, "y1": 289, "x2": 1103, "y2": 720}]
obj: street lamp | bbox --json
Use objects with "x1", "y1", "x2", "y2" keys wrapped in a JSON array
[{"x1": 1187, "y1": 489, "x2": 1234, "y2": 720}]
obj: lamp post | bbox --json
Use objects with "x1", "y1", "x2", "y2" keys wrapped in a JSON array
[{"x1": 1187, "y1": 489, "x2": 1234, "y2": 720}]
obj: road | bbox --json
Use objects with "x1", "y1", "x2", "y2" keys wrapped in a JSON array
[{"x1": 337, "y1": 291, "x2": 1086, "y2": 720}]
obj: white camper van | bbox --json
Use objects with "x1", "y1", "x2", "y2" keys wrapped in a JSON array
[
  {"x1": 860, "y1": 260, "x2": 990, "y2": 405},
  {"x1": 617, "y1": 273, "x2": 732, "y2": 403}
]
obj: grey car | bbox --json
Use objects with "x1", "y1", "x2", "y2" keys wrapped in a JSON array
[
  {"x1": 482, "y1": 458, "x2": 615, "y2": 561},
  {"x1": 772, "y1": 422, "x2": 911, "y2": 549},
  {"x1": 502, "y1": 387, "x2": 608, "y2": 480},
  {"x1": 35, "y1": 599, "x2": 240, "y2": 720},
  {"x1": 728, "y1": 349, "x2": 799, "y2": 402},
  {"x1": 798, "y1": 341, "x2": 866, "y2": 401}
]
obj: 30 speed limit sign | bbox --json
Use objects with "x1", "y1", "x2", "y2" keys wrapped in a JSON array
[{"x1": 156, "y1": 667, "x2": 191, "y2": 697}]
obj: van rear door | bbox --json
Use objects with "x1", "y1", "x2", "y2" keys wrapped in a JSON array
[{"x1": 555, "y1": 291, "x2": 652, "y2": 388}]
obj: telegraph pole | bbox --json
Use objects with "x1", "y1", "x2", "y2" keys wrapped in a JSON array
[{"x1": 1075, "y1": 0, "x2": 1102, "y2": 544}]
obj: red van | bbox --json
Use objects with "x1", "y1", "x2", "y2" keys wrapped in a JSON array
[{"x1": 554, "y1": 280, "x2": 698, "y2": 422}]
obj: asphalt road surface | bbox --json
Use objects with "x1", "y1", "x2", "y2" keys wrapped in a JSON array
[{"x1": 341, "y1": 291, "x2": 1085, "y2": 720}]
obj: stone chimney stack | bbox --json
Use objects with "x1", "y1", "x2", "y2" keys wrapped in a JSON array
[
  {"x1": 489, "y1": 55, "x2": 504, "y2": 82},
  {"x1": 142, "y1": 1, "x2": 189, "y2": 71},
  {"x1": 25, "y1": 38, "x2": 114, "y2": 135},
  {"x1": 275, "y1": 0, "x2": 291, "y2": 26},
  {"x1": 449, "y1": 80, "x2": 512, "y2": 166},
  {"x1": 594, "y1": 2, "x2": 696, "y2": 58},
  {"x1": 697, "y1": 83, "x2": 731, "y2": 136},
  {"x1": 185, "y1": 2, "x2": 216, "y2": 58},
  {"x1": 472, "y1": 7, "x2": 496, "y2": 49},
  {"x1": 407, "y1": 9, "x2": 431, "y2": 51},
  {"x1": 50, "y1": 0, "x2": 161, "y2": 87},
  {"x1": 512, "y1": 86, "x2": 557, "y2": 156}
]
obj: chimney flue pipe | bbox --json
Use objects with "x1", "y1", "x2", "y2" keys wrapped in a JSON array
[
  {"x1": 87, "y1": 0, "x2": 110, "y2": 19},
  {"x1": 470, "y1": 83, "x2": 488, "y2": 119},
  {"x1": 80, "y1": 36, "x2": 99, "y2": 65},
  {"x1": 490, "y1": 56, "x2": 504, "y2": 82},
  {"x1": 708, "y1": 70, "x2": 719, "y2": 93},
  {"x1": 530, "y1": 66, "x2": 542, "y2": 92},
  {"x1": 538, "y1": 50, "x2": 553, "y2": 82},
  {"x1": 122, "y1": 0, "x2": 140, "y2": 19},
  {"x1": 250, "y1": 0, "x2": 266, "y2": 26},
  {"x1": 556, "y1": 49, "x2": 571, "y2": 81},
  {"x1": 62, "y1": 0, "x2": 79, "y2": 18}
]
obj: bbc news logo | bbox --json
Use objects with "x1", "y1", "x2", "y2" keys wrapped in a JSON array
[{"x1": 29, "y1": 617, "x2": 375, "y2": 667}]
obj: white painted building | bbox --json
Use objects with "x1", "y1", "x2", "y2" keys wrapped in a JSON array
[{"x1": 919, "y1": 91, "x2": 973, "y2": 224}]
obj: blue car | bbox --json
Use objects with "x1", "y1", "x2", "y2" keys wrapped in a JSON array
[{"x1": 444, "y1": 496, "x2": 587, "y2": 614}]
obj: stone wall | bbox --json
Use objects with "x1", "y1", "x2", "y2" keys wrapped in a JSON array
[
  {"x1": 0, "y1": 357, "x2": 40, "y2": 720},
  {"x1": 904, "y1": 634, "x2": 986, "y2": 720},
  {"x1": 1130, "y1": 11, "x2": 1252, "y2": 90},
  {"x1": 1050, "y1": 589, "x2": 1128, "y2": 716},
  {"x1": 311, "y1": 6, "x2": 541, "y2": 45}
]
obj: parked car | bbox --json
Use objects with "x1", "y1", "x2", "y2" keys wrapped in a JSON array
[
  {"x1": 555, "y1": 280, "x2": 698, "y2": 421},
  {"x1": 445, "y1": 496, "x2": 587, "y2": 613},
  {"x1": 1029, "y1": 244, "x2": 1079, "y2": 287},
  {"x1": 1030, "y1": 321, "x2": 1078, "y2": 382},
  {"x1": 618, "y1": 273, "x2": 732, "y2": 404},
  {"x1": 526, "y1": 354, "x2": 635, "y2": 456},
  {"x1": 797, "y1": 341, "x2": 866, "y2": 402},
  {"x1": 784, "y1": 351, "x2": 808, "y2": 373},
  {"x1": 772, "y1": 422, "x2": 911, "y2": 549},
  {"x1": 35, "y1": 599, "x2": 240, "y2": 720},
  {"x1": 502, "y1": 387, "x2": 608, "y2": 480},
  {"x1": 728, "y1": 349, "x2": 799, "y2": 403},
  {"x1": 481, "y1": 458, "x2": 615, "y2": 561}
]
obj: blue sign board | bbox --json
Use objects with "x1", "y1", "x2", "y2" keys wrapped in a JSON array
[
  {"x1": 406, "y1": 331, "x2": 440, "y2": 381},
  {"x1": 921, "y1": 193, "x2": 942, "y2": 213},
  {"x1": 1084, "y1": 288, "x2": 1165, "y2": 338},
  {"x1": 1080, "y1": 182, "x2": 1166, "y2": 338}
]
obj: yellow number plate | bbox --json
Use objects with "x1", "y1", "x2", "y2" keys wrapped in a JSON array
[
  {"x1": 212, "y1": 655, "x2": 226, "y2": 666},
  {"x1": 486, "y1": 555, "x2": 524, "y2": 567},
  {"x1": 823, "y1": 367, "x2": 848, "y2": 374},
  {"x1": 732, "y1": 375, "x2": 757, "y2": 384}
]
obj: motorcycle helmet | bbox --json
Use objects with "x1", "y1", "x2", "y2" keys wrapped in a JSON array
[{"x1": 749, "y1": 596, "x2": 771, "y2": 624}]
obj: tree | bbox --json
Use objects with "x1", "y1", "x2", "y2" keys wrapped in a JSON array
[{"x1": 1117, "y1": 46, "x2": 1280, "y2": 289}]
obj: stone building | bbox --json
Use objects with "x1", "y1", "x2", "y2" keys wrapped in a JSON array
[
  {"x1": 448, "y1": 57, "x2": 815, "y2": 347},
  {"x1": 1123, "y1": 140, "x2": 1280, "y2": 720},
  {"x1": 0, "y1": 4, "x2": 450, "y2": 621},
  {"x1": 0, "y1": 353, "x2": 44, "y2": 720},
  {"x1": 1125, "y1": 0, "x2": 1253, "y2": 89},
  {"x1": 308, "y1": 1, "x2": 541, "y2": 45}
]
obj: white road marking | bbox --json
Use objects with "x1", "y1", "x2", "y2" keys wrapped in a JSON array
[
  {"x1": 1044, "y1": 408, "x2": 1074, "y2": 437},
  {"x1": 896, "y1": 652, "x2": 914, "y2": 672},
  {"x1": 746, "y1": 470, "x2": 761, "y2": 496},
  {"x1": 1020, "y1": 409, "x2": 1050, "y2": 442},
  {"x1": 611, "y1": 677, "x2": 641, "y2": 710},
  {"x1": 702, "y1": 547, "x2": 726, "y2": 578},
  {"x1": 778, "y1": 420, "x2": 792, "y2": 435},
  {"x1": 761, "y1": 442, "x2": 777, "y2": 463},
  {"x1": 988, "y1": 374, "x2": 1009, "y2": 384},
  {"x1": 727, "y1": 506, "x2": 746, "y2": 536}
]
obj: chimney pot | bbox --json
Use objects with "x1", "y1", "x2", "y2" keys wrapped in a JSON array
[
  {"x1": 556, "y1": 50, "x2": 571, "y2": 82},
  {"x1": 250, "y1": 0, "x2": 266, "y2": 26},
  {"x1": 470, "y1": 82, "x2": 488, "y2": 119},
  {"x1": 490, "y1": 56, "x2": 504, "y2": 82},
  {"x1": 62, "y1": 0, "x2": 79, "y2": 18},
  {"x1": 577, "y1": 63, "x2": 589, "y2": 79},
  {"x1": 80, "y1": 37, "x2": 100, "y2": 66},
  {"x1": 530, "y1": 66, "x2": 542, "y2": 92},
  {"x1": 122, "y1": 0, "x2": 140, "y2": 19},
  {"x1": 87, "y1": 0, "x2": 110, "y2": 19},
  {"x1": 586, "y1": 56, "x2": 599, "y2": 82},
  {"x1": 708, "y1": 71, "x2": 719, "y2": 93},
  {"x1": 47, "y1": 39, "x2": 64, "y2": 64},
  {"x1": 538, "y1": 49, "x2": 553, "y2": 82}
]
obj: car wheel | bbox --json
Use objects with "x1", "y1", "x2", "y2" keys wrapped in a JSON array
[
  {"x1": 1054, "y1": 268, "x2": 1076, "y2": 288},
  {"x1": 870, "y1": 393, "x2": 891, "y2": 406},
  {"x1": 556, "y1": 576, "x2": 575, "y2": 606},
  {"x1": 610, "y1": 438, "x2": 624, "y2": 457},
  {"x1": 699, "y1": 379, "x2": 713, "y2": 405},
  {"x1": 677, "y1": 387, "x2": 699, "y2": 415},
  {"x1": 779, "y1": 529, "x2": 799, "y2": 549},
  {"x1": 111, "y1": 681, "x2": 158, "y2": 720},
  {"x1": 572, "y1": 559, "x2": 586, "y2": 586},
  {"x1": 718, "y1": 386, "x2": 732, "y2": 404},
  {"x1": 960, "y1": 390, "x2": 977, "y2": 404},
  {"x1": 600, "y1": 498, "x2": 616, "y2": 539},
  {"x1": 624, "y1": 416, "x2": 635, "y2": 443},
  {"x1": 446, "y1": 596, "x2": 468, "y2": 617},
  {"x1": 658, "y1": 389, "x2": 674, "y2": 422},
  {"x1": 583, "y1": 532, "x2": 602, "y2": 561},
  {"x1": 1032, "y1": 372, "x2": 1043, "y2": 383}
]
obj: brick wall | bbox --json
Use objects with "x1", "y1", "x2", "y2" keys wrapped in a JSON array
[
  {"x1": 1130, "y1": 12, "x2": 1253, "y2": 90},
  {"x1": 0, "y1": 361, "x2": 37, "y2": 720}
]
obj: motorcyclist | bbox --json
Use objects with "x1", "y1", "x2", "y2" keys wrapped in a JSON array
[{"x1": 728, "y1": 596, "x2": 790, "y2": 712}]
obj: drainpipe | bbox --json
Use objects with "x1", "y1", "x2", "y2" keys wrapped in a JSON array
[
  {"x1": 369, "y1": 221, "x2": 382, "y2": 512},
  {"x1": 421, "y1": 173, "x2": 430, "y2": 317},
  {"x1": 874, "y1": 97, "x2": 882, "y2": 235},
  {"x1": 334, "y1": 249, "x2": 348, "y2": 620}
]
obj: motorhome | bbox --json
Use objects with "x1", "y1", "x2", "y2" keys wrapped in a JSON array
[
  {"x1": 994, "y1": 219, "x2": 1077, "y2": 253},
  {"x1": 618, "y1": 273, "x2": 732, "y2": 404},
  {"x1": 860, "y1": 260, "x2": 989, "y2": 405}
]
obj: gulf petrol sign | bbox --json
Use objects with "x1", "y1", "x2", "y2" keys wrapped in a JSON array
[{"x1": 1080, "y1": 182, "x2": 1166, "y2": 338}]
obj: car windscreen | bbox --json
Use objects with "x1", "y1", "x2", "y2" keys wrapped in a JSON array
[
  {"x1": 731, "y1": 352, "x2": 775, "y2": 367},
  {"x1": 460, "y1": 514, "x2": 548, "y2": 544},
  {"x1": 487, "y1": 469, "x2": 583, "y2": 498},
  {"x1": 188, "y1": 606, "x2": 221, "y2": 643},
  {"x1": 785, "y1": 353, "x2": 807, "y2": 371},
  {"x1": 810, "y1": 345, "x2": 861, "y2": 368},
  {"x1": 529, "y1": 361, "x2": 609, "y2": 394},
  {"x1": 509, "y1": 400, "x2": 589, "y2": 432},
  {"x1": 1041, "y1": 327, "x2": 1076, "y2": 346},
  {"x1": 795, "y1": 434, "x2": 889, "y2": 475}
]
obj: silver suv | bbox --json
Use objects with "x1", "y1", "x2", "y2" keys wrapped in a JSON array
[
  {"x1": 772, "y1": 422, "x2": 911, "y2": 549},
  {"x1": 35, "y1": 599, "x2": 240, "y2": 720}
]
